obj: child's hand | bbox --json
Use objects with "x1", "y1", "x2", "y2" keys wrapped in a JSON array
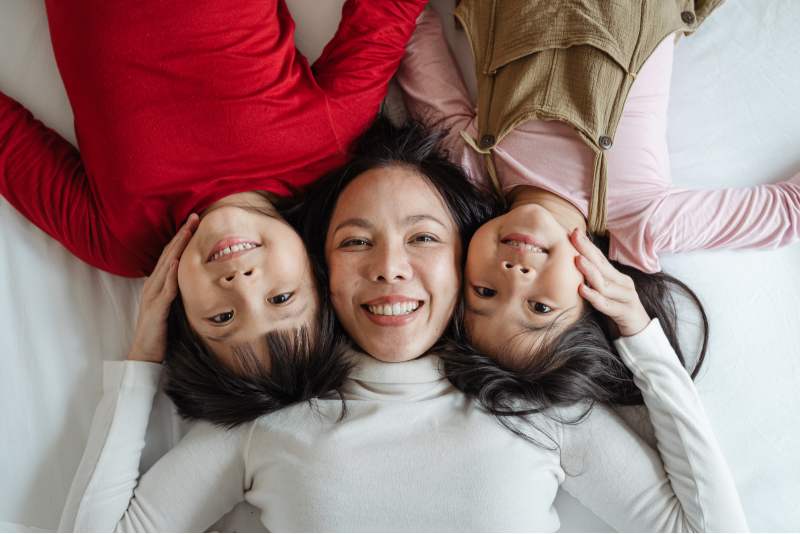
[
  {"x1": 127, "y1": 214, "x2": 200, "y2": 363},
  {"x1": 570, "y1": 229, "x2": 651, "y2": 338}
]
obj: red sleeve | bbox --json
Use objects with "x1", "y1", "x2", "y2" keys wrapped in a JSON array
[
  {"x1": 0, "y1": 92, "x2": 151, "y2": 278},
  {"x1": 311, "y1": 0, "x2": 427, "y2": 150}
]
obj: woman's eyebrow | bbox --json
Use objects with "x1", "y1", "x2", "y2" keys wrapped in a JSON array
[
  {"x1": 403, "y1": 214, "x2": 446, "y2": 228},
  {"x1": 333, "y1": 217, "x2": 373, "y2": 234}
]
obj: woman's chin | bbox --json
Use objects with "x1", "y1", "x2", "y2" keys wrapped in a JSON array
[{"x1": 362, "y1": 340, "x2": 432, "y2": 364}]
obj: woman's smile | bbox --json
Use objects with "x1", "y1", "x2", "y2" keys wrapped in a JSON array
[{"x1": 362, "y1": 296, "x2": 424, "y2": 326}]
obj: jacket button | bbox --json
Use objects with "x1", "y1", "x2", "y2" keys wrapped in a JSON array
[
  {"x1": 681, "y1": 11, "x2": 695, "y2": 24},
  {"x1": 480, "y1": 135, "x2": 495, "y2": 148},
  {"x1": 599, "y1": 135, "x2": 613, "y2": 149}
]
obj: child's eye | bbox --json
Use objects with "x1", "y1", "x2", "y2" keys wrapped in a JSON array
[
  {"x1": 268, "y1": 293, "x2": 293, "y2": 305},
  {"x1": 210, "y1": 311, "x2": 234, "y2": 324},
  {"x1": 474, "y1": 287, "x2": 497, "y2": 298},
  {"x1": 529, "y1": 302, "x2": 552, "y2": 314}
]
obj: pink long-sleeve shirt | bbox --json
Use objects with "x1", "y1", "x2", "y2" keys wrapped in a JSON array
[{"x1": 397, "y1": 8, "x2": 800, "y2": 273}]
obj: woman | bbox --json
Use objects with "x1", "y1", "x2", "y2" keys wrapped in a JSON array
[
  {"x1": 0, "y1": 0, "x2": 426, "y2": 416},
  {"x1": 396, "y1": 6, "x2": 800, "y2": 412},
  {"x1": 59, "y1": 117, "x2": 747, "y2": 532}
]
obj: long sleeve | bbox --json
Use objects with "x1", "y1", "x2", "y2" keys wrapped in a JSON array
[
  {"x1": 311, "y1": 0, "x2": 427, "y2": 150},
  {"x1": 648, "y1": 175, "x2": 800, "y2": 261},
  {"x1": 59, "y1": 361, "x2": 251, "y2": 533},
  {"x1": 559, "y1": 320, "x2": 748, "y2": 532},
  {"x1": 393, "y1": 6, "x2": 490, "y2": 188},
  {"x1": 0, "y1": 93, "x2": 151, "y2": 277}
]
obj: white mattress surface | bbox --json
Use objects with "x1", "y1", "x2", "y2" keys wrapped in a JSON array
[{"x1": 1, "y1": 0, "x2": 798, "y2": 531}]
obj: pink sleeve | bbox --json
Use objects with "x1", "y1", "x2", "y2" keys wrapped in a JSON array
[
  {"x1": 622, "y1": 176, "x2": 800, "y2": 269},
  {"x1": 394, "y1": 6, "x2": 487, "y2": 188},
  {"x1": 0, "y1": 92, "x2": 151, "y2": 278},
  {"x1": 311, "y1": 0, "x2": 427, "y2": 150}
]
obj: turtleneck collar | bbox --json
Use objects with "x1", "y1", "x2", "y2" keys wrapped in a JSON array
[{"x1": 339, "y1": 350, "x2": 455, "y2": 402}]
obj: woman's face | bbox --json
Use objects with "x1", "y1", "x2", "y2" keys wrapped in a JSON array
[
  {"x1": 178, "y1": 204, "x2": 318, "y2": 369},
  {"x1": 325, "y1": 166, "x2": 462, "y2": 363},
  {"x1": 464, "y1": 203, "x2": 585, "y2": 360}
]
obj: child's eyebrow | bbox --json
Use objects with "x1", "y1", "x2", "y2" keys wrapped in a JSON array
[
  {"x1": 466, "y1": 301, "x2": 558, "y2": 332},
  {"x1": 465, "y1": 302, "x2": 492, "y2": 318}
]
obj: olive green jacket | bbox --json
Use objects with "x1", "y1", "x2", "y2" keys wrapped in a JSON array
[{"x1": 454, "y1": 0, "x2": 724, "y2": 233}]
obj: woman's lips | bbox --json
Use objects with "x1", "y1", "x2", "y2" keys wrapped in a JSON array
[
  {"x1": 206, "y1": 236, "x2": 261, "y2": 262},
  {"x1": 500, "y1": 233, "x2": 548, "y2": 253},
  {"x1": 361, "y1": 297, "x2": 424, "y2": 327}
]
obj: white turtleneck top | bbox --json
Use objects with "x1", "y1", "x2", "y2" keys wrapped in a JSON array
[{"x1": 59, "y1": 320, "x2": 748, "y2": 532}]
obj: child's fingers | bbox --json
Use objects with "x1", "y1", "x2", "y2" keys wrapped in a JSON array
[
  {"x1": 160, "y1": 259, "x2": 179, "y2": 305},
  {"x1": 575, "y1": 255, "x2": 629, "y2": 302},
  {"x1": 579, "y1": 283, "x2": 623, "y2": 319},
  {"x1": 570, "y1": 229, "x2": 628, "y2": 285},
  {"x1": 148, "y1": 228, "x2": 191, "y2": 294}
]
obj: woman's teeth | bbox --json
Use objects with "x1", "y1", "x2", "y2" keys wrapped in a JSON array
[
  {"x1": 504, "y1": 239, "x2": 545, "y2": 252},
  {"x1": 368, "y1": 301, "x2": 420, "y2": 316},
  {"x1": 212, "y1": 243, "x2": 257, "y2": 261}
]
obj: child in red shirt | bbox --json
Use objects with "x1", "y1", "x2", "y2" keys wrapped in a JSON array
[{"x1": 0, "y1": 0, "x2": 426, "y2": 409}]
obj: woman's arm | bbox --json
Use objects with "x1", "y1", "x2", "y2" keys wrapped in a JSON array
[
  {"x1": 58, "y1": 362, "x2": 251, "y2": 533},
  {"x1": 0, "y1": 92, "x2": 151, "y2": 277},
  {"x1": 59, "y1": 222, "x2": 250, "y2": 532},
  {"x1": 558, "y1": 233, "x2": 748, "y2": 532}
]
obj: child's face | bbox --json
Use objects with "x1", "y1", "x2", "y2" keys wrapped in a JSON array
[
  {"x1": 177, "y1": 206, "x2": 318, "y2": 369},
  {"x1": 464, "y1": 203, "x2": 585, "y2": 360}
]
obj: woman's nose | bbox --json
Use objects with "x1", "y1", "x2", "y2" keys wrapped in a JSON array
[{"x1": 370, "y1": 244, "x2": 412, "y2": 282}]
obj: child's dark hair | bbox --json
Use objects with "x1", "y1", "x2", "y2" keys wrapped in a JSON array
[
  {"x1": 288, "y1": 113, "x2": 497, "y2": 345},
  {"x1": 441, "y1": 232, "x2": 708, "y2": 445}
]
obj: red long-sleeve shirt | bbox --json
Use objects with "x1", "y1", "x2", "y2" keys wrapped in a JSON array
[{"x1": 0, "y1": 0, "x2": 426, "y2": 277}]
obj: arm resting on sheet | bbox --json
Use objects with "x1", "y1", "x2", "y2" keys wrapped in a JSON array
[
  {"x1": 559, "y1": 320, "x2": 749, "y2": 532},
  {"x1": 311, "y1": 0, "x2": 427, "y2": 150},
  {"x1": 59, "y1": 361, "x2": 251, "y2": 533},
  {"x1": 0, "y1": 93, "x2": 150, "y2": 277},
  {"x1": 616, "y1": 174, "x2": 800, "y2": 271}
]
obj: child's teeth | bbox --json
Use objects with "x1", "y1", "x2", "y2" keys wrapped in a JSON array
[
  {"x1": 368, "y1": 301, "x2": 421, "y2": 316},
  {"x1": 210, "y1": 242, "x2": 260, "y2": 261},
  {"x1": 505, "y1": 239, "x2": 543, "y2": 252}
]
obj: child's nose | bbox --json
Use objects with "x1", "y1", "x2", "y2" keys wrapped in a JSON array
[{"x1": 503, "y1": 261, "x2": 531, "y2": 274}]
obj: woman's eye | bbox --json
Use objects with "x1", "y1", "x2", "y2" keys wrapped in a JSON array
[
  {"x1": 413, "y1": 234, "x2": 437, "y2": 243},
  {"x1": 210, "y1": 311, "x2": 234, "y2": 324},
  {"x1": 341, "y1": 238, "x2": 369, "y2": 247},
  {"x1": 474, "y1": 287, "x2": 497, "y2": 298},
  {"x1": 268, "y1": 293, "x2": 293, "y2": 305},
  {"x1": 529, "y1": 302, "x2": 552, "y2": 314}
]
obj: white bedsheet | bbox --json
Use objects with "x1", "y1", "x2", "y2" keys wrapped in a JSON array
[{"x1": 1, "y1": 0, "x2": 798, "y2": 531}]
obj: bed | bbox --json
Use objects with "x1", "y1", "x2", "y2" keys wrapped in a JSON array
[{"x1": 1, "y1": 0, "x2": 798, "y2": 531}]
